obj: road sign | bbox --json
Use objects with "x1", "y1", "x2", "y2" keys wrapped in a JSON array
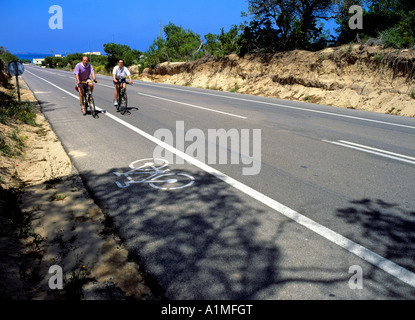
[
  {"x1": 8, "y1": 61, "x2": 24, "y2": 76},
  {"x1": 7, "y1": 61, "x2": 24, "y2": 102}
]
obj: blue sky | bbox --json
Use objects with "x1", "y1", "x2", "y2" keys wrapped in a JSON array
[{"x1": 1, "y1": 0, "x2": 251, "y2": 55}]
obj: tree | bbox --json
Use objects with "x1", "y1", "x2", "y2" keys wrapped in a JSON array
[
  {"x1": 204, "y1": 25, "x2": 243, "y2": 58},
  {"x1": 238, "y1": 18, "x2": 284, "y2": 54},
  {"x1": 367, "y1": 0, "x2": 415, "y2": 48},
  {"x1": 291, "y1": 0, "x2": 335, "y2": 50},
  {"x1": 142, "y1": 36, "x2": 168, "y2": 70},
  {"x1": 333, "y1": 0, "x2": 367, "y2": 45},
  {"x1": 142, "y1": 22, "x2": 203, "y2": 69},
  {"x1": 43, "y1": 56, "x2": 61, "y2": 68},
  {"x1": 242, "y1": 0, "x2": 336, "y2": 52},
  {"x1": 163, "y1": 22, "x2": 203, "y2": 61},
  {"x1": 334, "y1": 0, "x2": 415, "y2": 48},
  {"x1": 246, "y1": 0, "x2": 296, "y2": 42},
  {"x1": 103, "y1": 43, "x2": 142, "y2": 70}
]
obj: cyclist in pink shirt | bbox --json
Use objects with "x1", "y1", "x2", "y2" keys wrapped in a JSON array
[{"x1": 74, "y1": 56, "x2": 97, "y2": 114}]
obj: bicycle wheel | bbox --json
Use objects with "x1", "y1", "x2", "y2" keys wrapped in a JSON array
[
  {"x1": 89, "y1": 95, "x2": 97, "y2": 118},
  {"x1": 129, "y1": 158, "x2": 169, "y2": 172},
  {"x1": 120, "y1": 91, "x2": 127, "y2": 115},
  {"x1": 149, "y1": 172, "x2": 195, "y2": 190}
]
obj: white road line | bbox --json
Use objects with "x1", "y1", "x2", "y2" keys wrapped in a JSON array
[
  {"x1": 100, "y1": 114, "x2": 415, "y2": 288},
  {"x1": 26, "y1": 70, "x2": 105, "y2": 112},
  {"x1": 137, "y1": 81, "x2": 415, "y2": 130},
  {"x1": 138, "y1": 92, "x2": 247, "y2": 119},
  {"x1": 26, "y1": 70, "x2": 80, "y2": 100},
  {"x1": 96, "y1": 83, "x2": 114, "y2": 89},
  {"x1": 98, "y1": 81, "x2": 247, "y2": 119},
  {"x1": 323, "y1": 140, "x2": 415, "y2": 165},
  {"x1": 80, "y1": 80, "x2": 247, "y2": 120},
  {"x1": 339, "y1": 140, "x2": 415, "y2": 161},
  {"x1": 24, "y1": 69, "x2": 415, "y2": 288}
]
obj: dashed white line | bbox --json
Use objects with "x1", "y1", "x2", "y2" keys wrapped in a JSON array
[
  {"x1": 323, "y1": 140, "x2": 415, "y2": 165},
  {"x1": 338, "y1": 140, "x2": 415, "y2": 161},
  {"x1": 138, "y1": 92, "x2": 247, "y2": 119},
  {"x1": 137, "y1": 81, "x2": 415, "y2": 130}
]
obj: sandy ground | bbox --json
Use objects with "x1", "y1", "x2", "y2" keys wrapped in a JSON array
[{"x1": 0, "y1": 77, "x2": 154, "y2": 299}]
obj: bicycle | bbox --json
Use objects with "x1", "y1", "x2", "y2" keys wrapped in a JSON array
[
  {"x1": 113, "y1": 158, "x2": 195, "y2": 190},
  {"x1": 79, "y1": 80, "x2": 98, "y2": 118},
  {"x1": 115, "y1": 78, "x2": 131, "y2": 115}
]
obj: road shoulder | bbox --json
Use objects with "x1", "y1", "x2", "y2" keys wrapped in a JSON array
[{"x1": 0, "y1": 76, "x2": 155, "y2": 300}]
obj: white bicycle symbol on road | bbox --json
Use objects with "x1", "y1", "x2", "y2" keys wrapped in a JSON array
[{"x1": 113, "y1": 158, "x2": 195, "y2": 190}]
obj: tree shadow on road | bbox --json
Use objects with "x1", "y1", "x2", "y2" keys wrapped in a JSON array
[
  {"x1": 335, "y1": 198, "x2": 415, "y2": 298},
  {"x1": 78, "y1": 164, "x2": 374, "y2": 300},
  {"x1": 4, "y1": 161, "x2": 415, "y2": 299}
]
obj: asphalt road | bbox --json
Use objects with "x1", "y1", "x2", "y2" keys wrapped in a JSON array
[{"x1": 22, "y1": 65, "x2": 415, "y2": 299}]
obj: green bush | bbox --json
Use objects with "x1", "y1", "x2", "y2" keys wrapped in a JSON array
[
  {"x1": 103, "y1": 43, "x2": 142, "y2": 71},
  {"x1": 0, "y1": 90, "x2": 38, "y2": 126},
  {"x1": 0, "y1": 47, "x2": 19, "y2": 64},
  {"x1": 374, "y1": 52, "x2": 384, "y2": 63},
  {"x1": 142, "y1": 22, "x2": 203, "y2": 69},
  {"x1": 93, "y1": 65, "x2": 104, "y2": 73},
  {"x1": 204, "y1": 25, "x2": 242, "y2": 59},
  {"x1": 379, "y1": 27, "x2": 406, "y2": 49}
]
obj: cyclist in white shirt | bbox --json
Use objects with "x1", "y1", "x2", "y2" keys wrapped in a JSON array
[{"x1": 112, "y1": 59, "x2": 133, "y2": 106}]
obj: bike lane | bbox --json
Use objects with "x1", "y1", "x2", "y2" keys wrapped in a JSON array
[{"x1": 21, "y1": 66, "x2": 415, "y2": 300}]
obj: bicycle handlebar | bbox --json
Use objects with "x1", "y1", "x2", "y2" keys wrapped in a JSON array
[
  {"x1": 81, "y1": 79, "x2": 97, "y2": 84},
  {"x1": 115, "y1": 79, "x2": 132, "y2": 84}
]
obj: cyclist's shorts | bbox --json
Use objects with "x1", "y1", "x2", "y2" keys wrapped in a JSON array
[
  {"x1": 77, "y1": 79, "x2": 92, "y2": 87},
  {"x1": 114, "y1": 78, "x2": 126, "y2": 85}
]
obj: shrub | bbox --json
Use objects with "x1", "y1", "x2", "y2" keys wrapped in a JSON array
[
  {"x1": 0, "y1": 90, "x2": 38, "y2": 125},
  {"x1": 379, "y1": 27, "x2": 406, "y2": 49},
  {"x1": 374, "y1": 52, "x2": 384, "y2": 64}
]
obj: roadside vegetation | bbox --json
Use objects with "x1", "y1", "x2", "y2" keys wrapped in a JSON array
[
  {"x1": 0, "y1": 77, "x2": 39, "y2": 160},
  {"x1": 0, "y1": 59, "x2": 45, "y2": 298},
  {"x1": 1, "y1": 0, "x2": 413, "y2": 156},
  {"x1": 2, "y1": 1, "x2": 414, "y2": 100},
  {"x1": 0, "y1": 62, "x2": 102, "y2": 299},
  {"x1": 0, "y1": 90, "x2": 38, "y2": 127},
  {"x1": 17, "y1": 0, "x2": 412, "y2": 75},
  {"x1": 0, "y1": 46, "x2": 20, "y2": 65}
]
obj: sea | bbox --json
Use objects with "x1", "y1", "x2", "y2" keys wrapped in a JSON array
[{"x1": 14, "y1": 53, "x2": 52, "y2": 63}]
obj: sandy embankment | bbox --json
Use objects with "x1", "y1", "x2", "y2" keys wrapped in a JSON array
[
  {"x1": 0, "y1": 76, "x2": 154, "y2": 299},
  {"x1": 135, "y1": 44, "x2": 415, "y2": 117}
]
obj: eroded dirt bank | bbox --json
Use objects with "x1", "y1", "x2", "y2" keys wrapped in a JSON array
[{"x1": 137, "y1": 44, "x2": 415, "y2": 117}]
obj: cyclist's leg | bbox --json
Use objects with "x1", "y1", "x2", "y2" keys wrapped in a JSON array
[
  {"x1": 78, "y1": 84, "x2": 86, "y2": 113},
  {"x1": 88, "y1": 80, "x2": 94, "y2": 93},
  {"x1": 78, "y1": 84, "x2": 84, "y2": 104},
  {"x1": 114, "y1": 81, "x2": 119, "y2": 105}
]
